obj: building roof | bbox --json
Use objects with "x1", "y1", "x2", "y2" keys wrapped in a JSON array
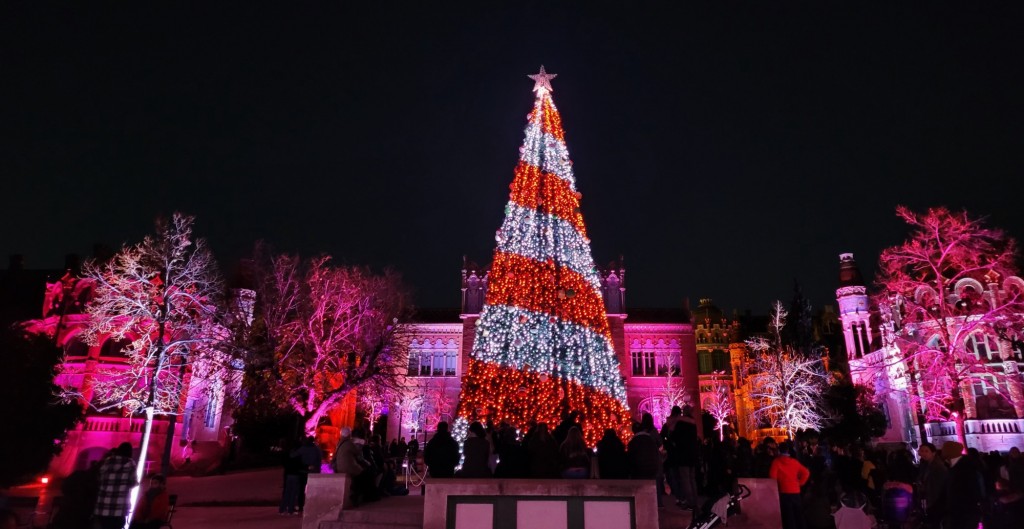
[
  {"x1": 691, "y1": 298, "x2": 726, "y2": 326},
  {"x1": 838, "y1": 253, "x2": 866, "y2": 288}
]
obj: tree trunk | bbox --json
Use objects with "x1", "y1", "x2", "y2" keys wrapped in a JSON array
[
  {"x1": 951, "y1": 383, "x2": 969, "y2": 449},
  {"x1": 304, "y1": 411, "x2": 321, "y2": 437},
  {"x1": 124, "y1": 406, "x2": 155, "y2": 529},
  {"x1": 954, "y1": 411, "x2": 968, "y2": 450},
  {"x1": 161, "y1": 360, "x2": 189, "y2": 472}
]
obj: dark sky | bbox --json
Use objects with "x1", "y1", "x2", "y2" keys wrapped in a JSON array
[{"x1": 2, "y1": 3, "x2": 1023, "y2": 314}]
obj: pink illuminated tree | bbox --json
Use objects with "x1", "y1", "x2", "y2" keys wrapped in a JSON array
[
  {"x1": 59, "y1": 213, "x2": 227, "y2": 526},
  {"x1": 702, "y1": 374, "x2": 734, "y2": 441},
  {"x1": 420, "y1": 379, "x2": 455, "y2": 433},
  {"x1": 872, "y1": 206, "x2": 1024, "y2": 448},
  {"x1": 246, "y1": 249, "x2": 412, "y2": 435},
  {"x1": 745, "y1": 301, "x2": 830, "y2": 438}
]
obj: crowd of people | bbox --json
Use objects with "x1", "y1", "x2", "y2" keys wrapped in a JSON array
[
  {"x1": 319, "y1": 407, "x2": 1024, "y2": 529},
  {"x1": 739, "y1": 434, "x2": 1024, "y2": 529},
  {"x1": 310, "y1": 407, "x2": 710, "y2": 513},
  {"x1": 45, "y1": 442, "x2": 170, "y2": 529}
]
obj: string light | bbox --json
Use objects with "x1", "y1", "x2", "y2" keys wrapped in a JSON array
[{"x1": 456, "y1": 68, "x2": 630, "y2": 446}]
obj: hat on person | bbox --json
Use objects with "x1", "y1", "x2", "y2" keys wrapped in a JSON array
[{"x1": 940, "y1": 441, "x2": 964, "y2": 460}]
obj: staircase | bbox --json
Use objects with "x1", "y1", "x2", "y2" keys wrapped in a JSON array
[{"x1": 319, "y1": 495, "x2": 423, "y2": 529}]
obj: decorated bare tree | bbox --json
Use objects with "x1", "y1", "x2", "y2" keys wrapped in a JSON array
[
  {"x1": 639, "y1": 371, "x2": 691, "y2": 428},
  {"x1": 420, "y1": 379, "x2": 455, "y2": 433},
  {"x1": 746, "y1": 301, "x2": 830, "y2": 438},
  {"x1": 60, "y1": 213, "x2": 225, "y2": 524},
  {"x1": 873, "y1": 206, "x2": 1024, "y2": 447},
  {"x1": 702, "y1": 373, "x2": 734, "y2": 441},
  {"x1": 358, "y1": 383, "x2": 404, "y2": 434},
  {"x1": 247, "y1": 249, "x2": 412, "y2": 435}
]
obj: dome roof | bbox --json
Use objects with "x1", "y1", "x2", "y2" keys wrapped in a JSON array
[{"x1": 692, "y1": 298, "x2": 726, "y2": 325}]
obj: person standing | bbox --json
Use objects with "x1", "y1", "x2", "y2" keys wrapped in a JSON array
[
  {"x1": 397, "y1": 437, "x2": 408, "y2": 462},
  {"x1": 458, "y1": 422, "x2": 492, "y2": 478},
  {"x1": 424, "y1": 421, "x2": 460, "y2": 478},
  {"x1": 494, "y1": 423, "x2": 528, "y2": 478},
  {"x1": 916, "y1": 442, "x2": 948, "y2": 527},
  {"x1": 942, "y1": 441, "x2": 985, "y2": 529},
  {"x1": 596, "y1": 428, "x2": 629, "y2": 479},
  {"x1": 999, "y1": 446, "x2": 1024, "y2": 493},
  {"x1": 527, "y1": 423, "x2": 560, "y2": 479},
  {"x1": 279, "y1": 441, "x2": 304, "y2": 515},
  {"x1": 627, "y1": 422, "x2": 662, "y2": 507},
  {"x1": 294, "y1": 436, "x2": 322, "y2": 512},
  {"x1": 558, "y1": 427, "x2": 592, "y2": 479},
  {"x1": 669, "y1": 407, "x2": 701, "y2": 512},
  {"x1": 50, "y1": 460, "x2": 100, "y2": 529},
  {"x1": 553, "y1": 411, "x2": 582, "y2": 446},
  {"x1": 130, "y1": 474, "x2": 170, "y2": 529},
  {"x1": 769, "y1": 440, "x2": 810, "y2": 529},
  {"x1": 93, "y1": 442, "x2": 137, "y2": 529},
  {"x1": 407, "y1": 437, "x2": 420, "y2": 462},
  {"x1": 660, "y1": 406, "x2": 684, "y2": 500}
]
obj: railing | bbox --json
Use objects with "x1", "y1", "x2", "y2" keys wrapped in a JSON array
[
  {"x1": 925, "y1": 418, "x2": 1024, "y2": 437},
  {"x1": 81, "y1": 415, "x2": 168, "y2": 434},
  {"x1": 966, "y1": 418, "x2": 1023, "y2": 434}
]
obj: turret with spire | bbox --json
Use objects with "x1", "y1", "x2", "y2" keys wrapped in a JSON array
[{"x1": 836, "y1": 253, "x2": 873, "y2": 359}]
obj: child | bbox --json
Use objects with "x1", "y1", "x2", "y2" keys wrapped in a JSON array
[{"x1": 131, "y1": 474, "x2": 170, "y2": 529}]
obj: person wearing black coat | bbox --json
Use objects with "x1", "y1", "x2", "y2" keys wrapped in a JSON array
[
  {"x1": 596, "y1": 429, "x2": 629, "y2": 479},
  {"x1": 494, "y1": 423, "x2": 529, "y2": 478},
  {"x1": 942, "y1": 441, "x2": 985, "y2": 529},
  {"x1": 668, "y1": 414, "x2": 700, "y2": 510},
  {"x1": 553, "y1": 411, "x2": 582, "y2": 446},
  {"x1": 458, "y1": 422, "x2": 492, "y2": 478},
  {"x1": 424, "y1": 421, "x2": 460, "y2": 478},
  {"x1": 527, "y1": 423, "x2": 560, "y2": 479},
  {"x1": 627, "y1": 423, "x2": 662, "y2": 507}
]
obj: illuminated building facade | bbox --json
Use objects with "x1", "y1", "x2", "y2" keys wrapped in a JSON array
[
  {"x1": 385, "y1": 258, "x2": 702, "y2": 441},
  {"x1": 21, "y1": 268, "x2": 244, "y2": 478},
  {"x1": 840, "y1": 253, "x2": 1024, "y2": 451}
]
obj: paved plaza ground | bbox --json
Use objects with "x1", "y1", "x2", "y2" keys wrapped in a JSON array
[
  {"x1": 165, "y1": 468, "x2": 700, "y2": 529},
  {"x1": 3, "y1": 468, "x2": 724, "y2": 528}
]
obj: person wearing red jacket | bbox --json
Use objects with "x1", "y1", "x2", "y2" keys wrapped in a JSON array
[{"x1": 769, "y1": 440, "x2": 810, "y2": 529}]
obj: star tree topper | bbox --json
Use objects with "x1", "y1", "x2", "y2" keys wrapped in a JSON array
[{"x1": 528, "y1": 65, "x2": 557, "y2": 93}]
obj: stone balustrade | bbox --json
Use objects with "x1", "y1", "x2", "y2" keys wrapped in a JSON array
[{"x1": 925, "y1": 418, "x2": 1024, "y2": 452}]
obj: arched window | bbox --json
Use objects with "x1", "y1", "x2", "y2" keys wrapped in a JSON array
[
  {"x1": 407, "y1": 338, "x2": 458, "y2": 377},
  {"x1": 698, "y1": 351, "x2": 713, "y2": 374},
  {"x1": 99, "y1": 338, "x2": 131, "y2": 358},
  {"x1": 712, "y1": 350, "x2": 730, "y2": 373},
  {"x1": 65, "y1": 337, "x2": 90, "y2": 358},
  {"x1": 851, "y1": 323, "x2": 863, "y2": 358},
  {"x1": 967, "y1": 333, "x2": 997, "y2": 361},
  {"x1": 636, "y1": 396, "x2": 673, "y2": 430}
]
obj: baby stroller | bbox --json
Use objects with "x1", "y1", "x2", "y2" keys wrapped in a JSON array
[{"x1": 686, "y1": 484, "x2": 752, "y2": 529}]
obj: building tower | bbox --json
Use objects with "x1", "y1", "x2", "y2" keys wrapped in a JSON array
[{"x1": 836, "y1": 253, "x2": 873, "y2": 359}]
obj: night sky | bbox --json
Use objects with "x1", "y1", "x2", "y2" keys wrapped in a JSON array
[{"x1": 2, "y1": 3, "x2": 1023, "y2": 314}]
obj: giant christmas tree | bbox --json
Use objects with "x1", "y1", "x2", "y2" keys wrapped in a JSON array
[{"x1": 455, "y1": 67, "x2": 631, "y2": 446}]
